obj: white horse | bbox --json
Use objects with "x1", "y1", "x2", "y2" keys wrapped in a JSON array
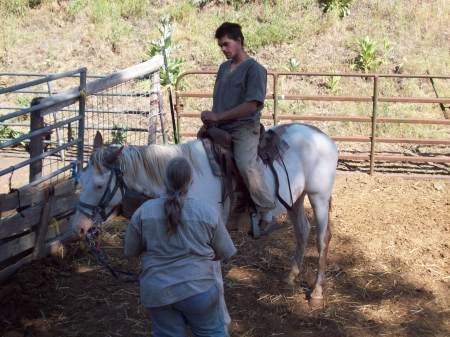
[{"x1": 71, "y1": 123, "x2": 338, "y2": 304}]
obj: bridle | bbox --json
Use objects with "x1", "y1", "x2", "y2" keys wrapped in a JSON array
[
  {"x1": 76, "y1": 165, "x2": 137, "y2": 282},
  {"x1": 77, "y1": 165, "x2": 125, "y2": 225}
]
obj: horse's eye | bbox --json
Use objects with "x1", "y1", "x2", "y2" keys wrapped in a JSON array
[{"x1": 96, "y1": 185, "x2": 103, "y2": 190}]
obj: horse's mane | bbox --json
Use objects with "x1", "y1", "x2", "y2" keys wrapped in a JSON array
[{"x1": 91, "y1": 142, "x2": 201, "y2": 189}]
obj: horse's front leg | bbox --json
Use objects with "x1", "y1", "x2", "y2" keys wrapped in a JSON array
[
  {"x1": 286, "y1": 193, "x2": 310, "y2": 285},
  {"x1": 308, "y1": 193, "x2": 332, "y2": 306}
]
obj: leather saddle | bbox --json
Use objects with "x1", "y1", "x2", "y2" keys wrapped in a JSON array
[{"x1": 197, "y1": 124, "x2": 290, "y2": 216}]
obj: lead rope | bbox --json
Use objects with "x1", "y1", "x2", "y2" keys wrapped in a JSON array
[{"x1": 85, "y1": 227, "x2": 138, "y2": 283}]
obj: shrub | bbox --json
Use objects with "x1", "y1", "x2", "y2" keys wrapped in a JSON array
[
  {"x1": 324, "y1": 76, "x2": 341, "y2": 93},
  {"x1": 319, "y1": 0, "x2": 352, "y2": 18},
  {"x1": 286, "y1": 58, "x2": 300, "y2": 72},
  {"x1": 351, "y1": 36, "x2": 389, "y2": 73},
  {"x1": 111, "y1": 124, "x2": 128, "y2": 144},
  {"x1": 119, "y1": 0, "x2": 149, "y2": 19},
  {"x1": 146, "y1": 16, "x2": 184, "y2": 87},
  {"x1": 0, "y1": 125, "x2": 24, "y2": 144}
]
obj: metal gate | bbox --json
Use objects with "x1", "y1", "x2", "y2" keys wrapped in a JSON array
[
  {"x1": 0, "y1": 56, "x2": 165, "y2": 281},
  {"x1": 0, "y1": 56, "x2": 166, "y2": 192}
]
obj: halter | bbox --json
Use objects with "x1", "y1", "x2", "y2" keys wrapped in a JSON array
[
  {"x1": 77, "y1": 166, "x2": 125, "y2": 225},
  {"x1": 75, "y1": 165, "x2": 137, "y2": 283}
]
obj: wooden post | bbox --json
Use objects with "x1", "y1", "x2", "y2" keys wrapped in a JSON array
[
  {"x1": 33, "y1": 187, "x2": 53, "y2": 259},
  {"x1": 157, "y1": 75, "x2": 168, "y2": 144},
  {"x1": 77, "y1": 68, "x2": 86, "y2": 172},
  {"x1": 148, "y1": 72, "x2": 159, "y2": 145},
  {"x1": 29, "y1": 97, "x2": 45, "y2": 183}
]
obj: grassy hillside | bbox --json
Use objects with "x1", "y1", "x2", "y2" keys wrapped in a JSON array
[
  {"x1": 1, "y1": 0, "x2": 449, "y2": 74},
  {"x1": 0, "y1": 0, "x2": 449, "y2": 144}
]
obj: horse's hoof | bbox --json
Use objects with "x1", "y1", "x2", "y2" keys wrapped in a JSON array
[{"x1": 308, "y1": 296, "x2": 325, "y2": 310}]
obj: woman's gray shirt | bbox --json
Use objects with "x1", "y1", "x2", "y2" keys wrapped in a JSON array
[{"x1": 124, "y1": 197, "x2": 236, "y2": 308}]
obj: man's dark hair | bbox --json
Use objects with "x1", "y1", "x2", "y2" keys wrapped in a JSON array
[{"x1": 215, "y1": 22, "x2": 244, "y2": 46}]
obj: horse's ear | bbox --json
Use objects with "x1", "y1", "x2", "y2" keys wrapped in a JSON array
[
  {"x1": 93, "y1": 131, "x2": 103, "y2": 149},
  {"x1": 105, "y1": 146, "x2": 124, "y2": 165}
]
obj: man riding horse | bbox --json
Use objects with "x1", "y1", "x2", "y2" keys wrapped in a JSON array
[
  {"x1": 72, "y1": 22, "x2": 338, "y2": 308},
  {"x1": 201, "y1": 22, "x2": 275, "y2": 232}
]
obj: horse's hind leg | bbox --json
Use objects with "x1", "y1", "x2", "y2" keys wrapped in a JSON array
[
  {"x1": 286, "y1": 193, "x2": 311, "y2": 285},
  {"x1": 308, "y1": 193, "x2": 332, "y2": 302}
]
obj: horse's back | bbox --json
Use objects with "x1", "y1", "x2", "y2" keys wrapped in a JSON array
[
  {"x1": 274, "y1": 123, "x2": 338, "y2": 194},
  {"x1": 275, "y1": 123, "x2": 337, "y2": 156}
]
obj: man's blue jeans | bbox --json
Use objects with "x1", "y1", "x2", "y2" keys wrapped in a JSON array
[{"x1": 147, "y1": 284, "x2": 226, "y2": 337}]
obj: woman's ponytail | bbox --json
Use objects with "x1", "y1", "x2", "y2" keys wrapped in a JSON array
[{"x1": 164, "y1": 157, "x2": 192, "y2": 235}]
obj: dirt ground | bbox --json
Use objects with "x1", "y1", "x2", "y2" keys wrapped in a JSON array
[{"x1": 1, "y1": 173, "x2": 449, "y2": 337}]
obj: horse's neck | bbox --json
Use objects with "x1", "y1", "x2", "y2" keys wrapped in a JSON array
[
  {"x1": 120, "y1": 141, "x2": 232, "y2": 222},
  {"x1": 123, "y1": 167, "x2": 162, "y2": 198},
  {"x1": 119, "y1": 142, "x2": 201, "y2": 198},
  {"x1": 119, "y1": 144, "x2": 167, "y2": 198}
]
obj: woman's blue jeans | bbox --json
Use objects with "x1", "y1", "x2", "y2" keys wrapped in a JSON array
[{"x1": 147, "y1": 284, "x2": 226, "y2": 337}]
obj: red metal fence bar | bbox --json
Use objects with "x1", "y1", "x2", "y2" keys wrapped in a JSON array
[
  {"x1": 177, "y1": 112, "x2": 450, "y2": 125},
  {"x1": 174, "y1": 71, "x2": 450, "y2": 175},
  {"x1": 177, "y1": 92, "x2": 450, "y2": 104},
  {"x1": 339, "y1": 154, "x2": 450, "y2": 164}
]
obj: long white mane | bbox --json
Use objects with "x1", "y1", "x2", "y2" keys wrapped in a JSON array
[{"x1": 91, "y1": 141, "x2": 201, "y2": 190}]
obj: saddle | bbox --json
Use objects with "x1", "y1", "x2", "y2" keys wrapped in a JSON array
[{"x1": 197, "y1": 124, "x2": 290, "y2": 217}]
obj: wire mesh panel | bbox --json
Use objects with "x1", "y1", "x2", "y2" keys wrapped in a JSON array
[{"x1": 84, "y1": 71, "x2": 165, "y2": 157}]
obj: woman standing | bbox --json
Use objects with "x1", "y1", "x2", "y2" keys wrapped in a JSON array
[{"x1": 124, "y1": 157, "x2": 236, "y2": 337}]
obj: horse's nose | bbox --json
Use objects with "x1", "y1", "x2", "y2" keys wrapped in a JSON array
[{"x1": 70, "y1": 212, "x2": 93, "y2": 238}]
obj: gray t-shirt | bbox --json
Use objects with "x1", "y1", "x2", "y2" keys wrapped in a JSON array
[
  {"x1": 124, "y1": 197, "x2": 236, "y2": 308},
  {"x1": 212, "y1": 58, "x2": 267, "y2": 130}
]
